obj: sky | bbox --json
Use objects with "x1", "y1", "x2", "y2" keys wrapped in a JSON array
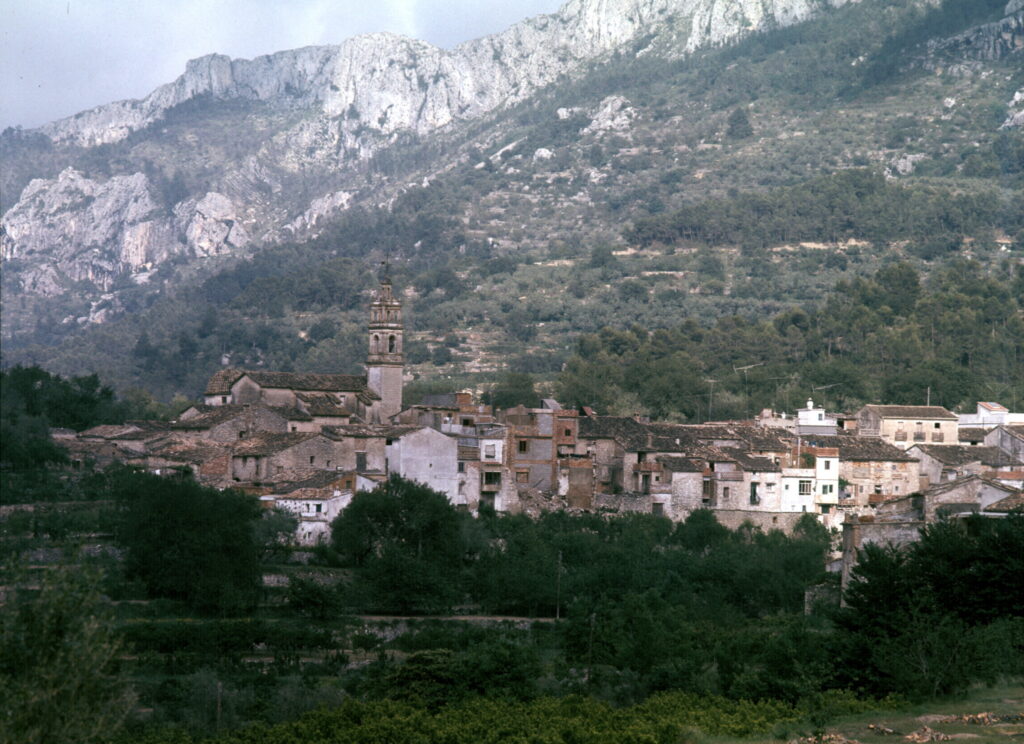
[{"x1": 1, "y1": 0, "x2": 565, "y2": 131}]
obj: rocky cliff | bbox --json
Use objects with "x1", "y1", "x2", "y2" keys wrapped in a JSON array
[
  {"x1": 3, "y1": 0, "x2": 854, "y2": 311},
  {"x1": 39, "y1": 0, "x2": 850, "y2": 150}
]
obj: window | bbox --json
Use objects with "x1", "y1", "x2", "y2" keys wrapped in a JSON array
[
  {"x1": 874, "y1": 484, "x2": 882, "y2": 494},
  {"x1": 483, "y1": 472, "x2": 501, "y2": 485},
  {"x1": 750, "y1": 482, "x2": 759, "y2": 505},
  {"x1": 823, "y1": 459, "x2": 830, "y2": 470},
  {"x1": 220, "y1": 396, "x2": 228, "y2": 404},
  {"x1": 934, "y1": 422, "x2": 940, "y2": 429},
  {"x1": 652, "y1": 503, "x2": 664, "y2": 516},
  {"x1": 518, "y1": 440, "x2": 528, "y2": 454},
  {"x1": 462, "y1": 418, "x2": 472, "y2": 427},
  {"x1": 517, "y1": 471, "x2": 529, "y2": 483},
  {"x1": 722, "y1": 486, "x2": 730, "y2": 500},
  {"x1": 291, "y1": 426, "x2": 297, "y2": 432},
  {"x1": 309, "y1": 456, "x2": 315, "y2": 465},
  {"x1": 822, "y1": 504, "x2": 832, "y2": 514},
  {"x1": 326, "y1": 460, "x2": 331, "y2": 468},
  {"x1": 457, "y1": 462, "x2": 465, "y2": 473},
  {"x1": 356, "y1": 452, "x2": 367, "y2": 471},
  {"x1": 766, "y1": 483, "x2": 775, "y2": 492},
  {"x1": 564, "y1": 429, "x2": 572, "y2": 437},
  {"x1": 388, "y1": 334, "x2": 397, "y2": 353},
  {"x1": 798, "y1": 480, "x2": 812, "y2": 496},
  {"x1": 484, "y1": 444, "x2": 496, "y2": 459},
  {"x1": 315, "y1": 504, "x2": 322, "y2": 513},
  {"x1": 238, "y1": 430, "x2": 246, "y2": 439}
]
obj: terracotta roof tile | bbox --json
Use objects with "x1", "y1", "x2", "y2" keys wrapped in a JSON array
[
  {"x1": 912, "y1": 444, "x2": 1021, "y2": 468},
  {"x1": 862, "y1": 405, "x2": 957, "y2": 420},
  {"x1": 233, "y1": 432, "x2": 321, "y2": 456}
]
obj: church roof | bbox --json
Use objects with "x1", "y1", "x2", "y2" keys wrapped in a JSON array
[{"x1": 204, "y1": 368, "x2": 375, "y2": 397}]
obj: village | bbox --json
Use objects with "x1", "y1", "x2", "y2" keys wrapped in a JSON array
[{"x1": 62, "y1": 277, "x2": 1024, "y2": 578}]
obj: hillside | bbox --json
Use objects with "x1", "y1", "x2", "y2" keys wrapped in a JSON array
[{"x1": 1, "y1": 0, "x2": 1022, "y2": 411}]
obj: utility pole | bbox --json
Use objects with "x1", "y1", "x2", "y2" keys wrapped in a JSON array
[{"x1": 704, "y1": 378, "x2": 718, "y2": 421}]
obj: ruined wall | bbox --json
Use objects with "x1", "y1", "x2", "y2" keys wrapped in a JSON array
[
  {"x1": 710, "y1": 509, "x2": 809, "y2": 534},
  {"x1": 841, "y1": 517, "x2": 924, "y2": 591}
]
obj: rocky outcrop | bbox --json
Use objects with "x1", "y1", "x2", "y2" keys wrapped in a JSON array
[
  {"x1": 177, "y1": 192, "x2": 250, "y2": 257},
  {"x1": 1002, "y1": 89, "x2": 1024, "y2": 129},
  {"x1": 0, "y1": 170, "x2": 250, "y2": 296},
  {"x1": 922, "y1": 3, "x2": 1023, "y2": 70},
  {"x1": 37, "y1": 0, "x2": 852, "y2": 152},
  {"x1": 3, "y1": 0, "x2": 854, "y2": 315},
  {"x1": 0, "y1": 169, "x2": 176, "y2": 295}
]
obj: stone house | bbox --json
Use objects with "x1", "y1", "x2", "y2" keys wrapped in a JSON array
[
  {"x1": 321, "y1": 424, "x2": 388, "y2": 474},
  {"x1": 854, "y1": 405, "x2": 958, "y2": 449},
  {"x1": 230, "y1": 432, "x2": 345, "y2": 482},
  {"x1": 499, "y1": 403, "x2": 578, "y2": 492},
  {"x1": 779, "y1": 446, "x2": 840, "y2": 514},
  {"x1": 262, "y1": 471, "x2": 356, "y2": 545},
  {"x1": 907, "y1": 444, "x2": 1022, "y2": 488},
  {"x1": 384, "y1": 426, "x2": 459, "y2": 504},
  {"x1": 204, "y1": 370, "x2": 382, "y2": 423},
  {"x1": 986, "y1": 424, "x2": 1024, "y2": 461},
  {"x1": 799, "y1": 434, "x2": 920, "y2": 506},
  {"x1": 171, "y1": 404, "x2": 293, "y2": 442}
]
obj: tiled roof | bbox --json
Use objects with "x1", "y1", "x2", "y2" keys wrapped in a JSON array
[
  {"x1": 578, "y1": 416, "x2": 651, "y2": 450},
  {"x1": 800, "y1": 435, "x2": 917, "y2": 462},
  {"x1": 272, "y1": 471, "x2": 353, "y2": 494},
  {"x1": 958, "y1": 427, "x2": 991, "y2": 442},
  {"x1": 295, "y1": 392, "x2": 353, "y2": 417},
  {"x1": 720, "y1": 447, "x2": 781, "y2": 472},
  {"x1": 656, "y1": 456, "x2": 705, "y2": 473},
  {"x1": 978, "y1": 402, "x2": 1008, "y2": 412},
  {"x1": 912, "y1": 445, "x2": 1021, "y2": 468},
  {"x1": 147, "y1": 436, "x2": 230, "y2": 461},
  {"x1": 862, "y1": 405, "x2": 957, "y2": 420},
  {"x1": 233, "y1": 432, "x2": 321, "y2": 456},
  {"x1": 322, "y1": 424, "x2": 389, "y2": 440},
  {"x1": 204, "y1": 368, "x2": 373, "y2": 396},
  {"x1": 985, "y1": 492, "x2": 1024, "y2": 513}
]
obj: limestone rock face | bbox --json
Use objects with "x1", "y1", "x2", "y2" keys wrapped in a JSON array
[
  {"x1": 37, "y1": 0, "x2": 851, "y2": 151},
  {"x1": 0, "y1": 168, "x2": 176, "y2": 295},
  {"x1": 3, "y1": 0, "x2": 856, "y2": 317},
  {"x1": 177, "y1": 192, "x2": 250, "y2": 258},
  {"x1": 581, "y1": 96, "x2": 638, "y2": 135},
  {"x1": 1003, "y1": 89, "x2": 1024, "y2": 129}
]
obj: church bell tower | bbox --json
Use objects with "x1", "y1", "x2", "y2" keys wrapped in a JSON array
[{"x1": 366, "y1": 276, "x2": 404, "y2": 421}]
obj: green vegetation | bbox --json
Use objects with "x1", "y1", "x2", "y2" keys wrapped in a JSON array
[
  {"x1": 557, "y1": 259, "x2": 1024, "y2": 419},
  {"x1": 1, "y1": 460, "x2": 1021, "y2": 743},
  {"x1": 0, "y1": 564, "x2": 135, "y2": 744}
]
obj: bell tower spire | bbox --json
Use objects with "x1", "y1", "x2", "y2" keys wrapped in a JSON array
[{"x1": 366, "y1": 272, "x2": 403, "y2": 421}]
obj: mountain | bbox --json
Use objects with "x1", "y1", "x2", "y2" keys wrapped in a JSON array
[
  {"x1": 1, "y1": 0, "x2": 1021, "y2": 403},
  {"x1": 1, "y1": 0, "x2": 851, "y2": 304}
]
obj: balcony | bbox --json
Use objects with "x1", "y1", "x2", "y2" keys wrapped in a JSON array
[
  {"x1": 913, "y1": 432, "x2": 926, "y2": 442},
  {"x1": 481, "y1": 482, "x2": 501, "y2": 493},
  {"x1": 635, "y1": 461, "x2": 662, "y2": 473},
  {"x1": 931, "y1": 432, "x2": 944, "y2": 442},
  {"x1": 894, "y1": 431, "x2": 907, "y2": 442}
]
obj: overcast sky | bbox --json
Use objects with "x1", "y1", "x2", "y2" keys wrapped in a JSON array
[{"x1": 1, "y1": 0, "x2": 565, "y2": 131}]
